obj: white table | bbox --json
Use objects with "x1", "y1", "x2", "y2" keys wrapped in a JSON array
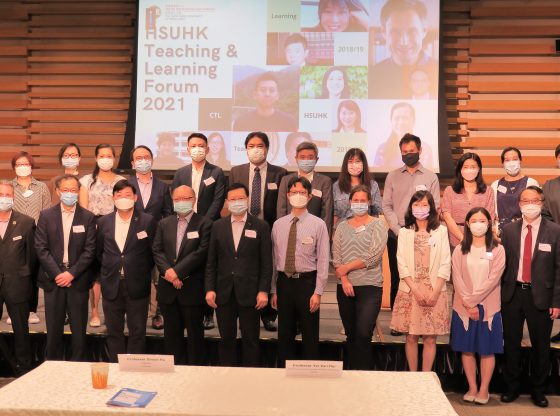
[{"x1": 0, "y1": 361, "x2": 458, "y2": 415}]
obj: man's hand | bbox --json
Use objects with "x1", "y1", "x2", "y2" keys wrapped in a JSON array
[
  {"x1": 206, "y1": 291, "x2": 217, "y2": 309},
  {"x1": 172, "y1": 279, "x2": 183, "y2": 290},
  {"x1": 55, "y1": 271, "x2": 74, "y2": 287},
  {"x1": 271, "y1": 294, "x2": 278, "y2": 310},
  {"x1": 550, "y1": 307, "x2": 560, "y2": 320},
  {"x1": 164, "y1": 268, "x2": 178, "y2": 282},
  {"x1": 255, "y1": 291, "x2": 268, "y2": 310},
  {"x1": 309, "y1": 294, "x2": 321, "y2": 313}
]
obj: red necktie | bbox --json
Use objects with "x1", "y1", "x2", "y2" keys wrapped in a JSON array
[{"x1": 522, "y1": 224, "x2": 532, "y2": 283}]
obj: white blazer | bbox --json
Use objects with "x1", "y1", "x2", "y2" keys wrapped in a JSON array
[{"x1": 396, "y1": 224, "x2": 451, "y2": 293}]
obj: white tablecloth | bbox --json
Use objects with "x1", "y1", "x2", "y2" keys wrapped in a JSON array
[{"x1": 0, "y1": 361, "x2": 458, "y2": 416}]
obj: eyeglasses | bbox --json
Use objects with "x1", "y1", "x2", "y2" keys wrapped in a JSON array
[
  {"x1": 62, "y1": 154, "x2": 79, "y2": 159},
  {"x1": 289, "y1": 191, "x2": 308, "y2": 196},
  {"x1": 15, "y1": 163, "x2": 31, "y2": 167},
  {"x1": 59, "y1": 188, "x2": 79, "y2": 193},
  {"x1": 134, "y1": 156, "x2": 152, "y2": 162},
  {"x1": 520, "y1": 199, "x2": 543, "y2": 205},
  {"x1": 173, "y1": 196, "x2": 195, "y2": 202}
]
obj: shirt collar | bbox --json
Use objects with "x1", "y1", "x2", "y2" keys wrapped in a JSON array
[
  {"x1": 522, "y1": 215, "x2": 542, "y2": 230},
  {"x1": 192, "y1": 161, "x2": 206, "y2": 172},
  {"x1": 13, "y1": 177, "x2": 38, "y2": 188},
  {"x1": 288, "y1": 210, "x2": 309, "y2": 222},
  {"x1": 177, "y1": 211, "x2": 194, "y2": 223},
  {"x1": 60, "y1": 204, "x2": 76, "y2": 214},
  {"x1": 399, "y1": 163, "x2": 426, "y2": 174},
  {"x1": 250, "y1": 161, "x2": 267, "y2": 172},
  {"x1": 298, "y1": 170, "x2": 314, "y2": 182},
  {"x1": 136, "y1": 173, "x2": 153, "y2": 183},
  {"x1": 231, "y1": 212, "x2": 248, "y2": 223}
]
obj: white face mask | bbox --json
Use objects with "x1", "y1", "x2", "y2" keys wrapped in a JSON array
[
  {"x1": 114, "y1": 198, "x2": 135, "y2": 211},
  {"x1": 289, "y1": 194, "x2": 308, "y2": 209},
  {"x1": 247, "y1": 148, "x2": 266, "y2": 164},
  {"x1": 190, "y1": 147, "x2": 206, "y2": 163},
  {"x1": 461, "y1": 168, "x2": 479, "y2": 182},
  {"x1": 62, "y1": 157, "x2": 80, "y2": 169},
  {"x1": 521, "y1": 204, "x2": 541, "y2": 220},
  {"x1": 348, "y1": 162, "x2": 363, "y2": 176},
  {"x1": 15, "y1": 165, "x2": 32, "y2": 177},
  {"x1": 504, "y1": 160, "x2": 521, "y2": 176},
  {"x1": 469, "y1": 222, "x2": 488, "y2": 237},
  {"x1": 97, "y1": 158, "x2": 114, "y2": 171}
]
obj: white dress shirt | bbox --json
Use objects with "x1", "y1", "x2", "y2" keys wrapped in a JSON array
[
  {"x1": 517, "y1": 215, "x2": 541, "y2": 282},
  {"x1": 115, "y1": 213, "x2": 132, "y2": 253},
  {"x1": 191, "y1": 162, "x2": 206, "y2": 213},
  {"x1": 61, "y1": 205, "x2": 76, "y2": 264}
]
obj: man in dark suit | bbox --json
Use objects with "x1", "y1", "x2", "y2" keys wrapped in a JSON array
[
  {"x1": 0, "y1": 181, "x2": 36, "y2": 375},
  {"x1": 129, "y1": 145, "x2": 173, "y2": 330},
  {"x1": 152, "y1": 185, "x2": 212, "y2": 365},
  {"x1": 206, "y1": 183, "x2": 272, "y2": 366},
  {"x1": 35, "y1": 174, "x2": 96, "y2": 361},
  {"x1": 173, "y1": 132, "x2": 226, "y2": 330},
  {"x1": 500, "y1": 186, "x2": 560, "y2": 408},
  {"x1": 277, "y1": 141, "x2": 333, "y2": 233},
  {"x1": 228, "y1": 131, "x2": 287, "y2": 332},
  {"x1": 96, "y1": 179, "x2": 156, "y2": 362}
]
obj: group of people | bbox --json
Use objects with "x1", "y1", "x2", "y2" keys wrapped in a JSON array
[{"x1": 1, "y1": 131, "x2": 560, "y2": 408}]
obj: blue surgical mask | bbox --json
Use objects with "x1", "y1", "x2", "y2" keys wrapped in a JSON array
[
  {"x1": 174, "y1": 201, "x2": 193, "y2": 215},
  {"x1": 60, "y1": 192, "x2": 78, "y2": 207},
  {"x1": 0, "y1": 197, "x2": 14, "y2": 212},
  {"x1": 351, "y1": 202, "x2": 369, "y2": 216},
  {"x1": 134, "y1": 159, "x2": 152, "y2": 174},
  {"x1": 297, "y1": 159, "x2": 317, "y2": 174},
  {"x1": 229, "y1": 199, "x2": 248, "y2": 215}
]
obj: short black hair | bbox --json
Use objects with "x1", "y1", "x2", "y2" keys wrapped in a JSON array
[
  {"x1": 500, "y1": 146, "x2": 522, "y2": 163},
  {"x1": 188, "y1": 132, "x2": 208, "y2": 144},
  {"x1": 244, "y1": 131, "x2": 270, "y2": 149},
  {"x1": 399, "y1": 133, "x2": 422, "y2": 150},
  {"x1": 255, "y1": 72, "x2": 278, "y2": 90},
  {"x1": 58, "y1": 143, "x2": 81, "y2": 164},
  {"x1": 287, "y1": 176, "x2": 312, "y2": 194},
  {"x1": 227, "y1": 182, "x2": 249, "y2": 198},
  {"x1": 130, "y1": 145, "x2": 153, "y2": 161},
  {"x1": 284, "y1": 33, "x2": 308, "y2": 50},
  {"x1": 519, "y1": 185, "x2": 544, "y2": 201},
  {"x1": 349, "y1": 184, "x2": 371, "y2": 201},
  {"x1": 55, "y1": 174, "x2": 81, "y2": 190},
  {"x1": 113, "y1": 179, "x2": 136, "y2": 195}
]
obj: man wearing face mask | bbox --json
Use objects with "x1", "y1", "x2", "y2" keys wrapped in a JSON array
[
  {"x1": 500, "y1": 186, "x2": 560, "y2": 408},
  {"x1": 96, "y1": 180, "x2": 156, "y2": 362},
  {"x1": 205, "y1": 183, "x2": 272, "y2": 366},
  {"x1": 228, "y1": 131, "x2": 287, "y2": 332},
  {"x1": 0, "y1": 181, "x2": 36, "y2": 375},
  {"x1": 382, "y1": 133, "x2": 439, "y2": 336},
  {"x1": 128, "y1": 145, "x2": 173, "y2": 331},
  {"x1": 34, "y1": 175, "x2": 96, "y2": 361},
  {"x1": 152, "y1": 185, "x2": 213, "y2": 365},
  {"x1": 277, "y1": 142, "x2": 333, "y2": 233},
  {"x1": 271, "y1": 177, "x2": 330, "y2": 367}
]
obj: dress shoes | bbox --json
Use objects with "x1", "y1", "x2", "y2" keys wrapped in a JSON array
[
  {"x1": 203, "y1": 315, "x2": 215, "y2": 330},
  {"x1": 262, "y1": 319, "x2": 277, "y2": 332},
  {"x1": 151, "y1": 314, "x2": 164, "y2": 330},
  {"x1": 474, "y1": 394, "x2": 489, "y2": 405},
  {"x1": 390, "y1": 329, "x2": 403, "y2": 336},
  {"x1": 531, "y1": 393, "x2": 548, "y2": 408},
  {"x1": 551, "y1": 331, "x2": 560, "y2": 343},
  {"x1": 500, "y1": 392, "x2": 519, "y2": 403}
]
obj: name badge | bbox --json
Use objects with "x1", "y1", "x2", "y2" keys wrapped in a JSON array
[
  {"x1": 244, "y1": 229, "x2": 257, "y2": 238},
  {"x1": 539, "y1": 243, "x2": 551, "y2": 252},
  {"x1": 415, "y1": 184, "x2": 427, "y2": 192},
  {"x1": 137, "y1": 231, "x2": 148, "y2": 240},
  {"x1": 481, "y1": 251, "x2": 493, "y2": 260},
  {"x1": 267, "y1": 183, "x2": 277, "y2": 190},
  {"x1": 12, "y1": 235, "x2": 22, "y2": 241},
  {"x1": 311, "y1": 189, "x2": 322, "y2": 198},
  {"x1": 203, "y1": 177, "x2": 215, "y2": 186},
  {"x1": 355, "y1": 225, "x2": 366, "y2": 233},
  {"x1": 187, "y1": 231, "x2": 199, "y2": 239},
  {"x1": 301, "y1": 236, "x2": 314, "y2": 245},
  {"x1": 73, "y1": 225, "x2": 85, "y2": 233},
  {"x1": 497, "y1": 185, "x2": 507, "y2": 194},
  {"x1": 23, "y1": 190, "x2": 34, "y2": 198},
  {"x1": 428, "y1": 236, "x2": 436, "y2": 246}
]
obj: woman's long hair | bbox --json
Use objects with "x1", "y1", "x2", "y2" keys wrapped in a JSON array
[
  {"x1": 91, "y1": 143, "x2": 116, "y2": 188},
  {"x1": 334, "y1": 100, "x2": 364, "y2": 132},
  {"x1": 320, "y1": 66, "x2": 350, "y2": 99},
  {"x1": 337, "y1": 147, "x2": 371, "y2": 194},
  {"x1": 452, "y1": 152, "x2": 486, "y2": 194},
  {"x1": 404, "y1": 190, "x2": 440, "y2": 232},
  {"x1": 461, "y1": 207, "x2": 498, "y2": 254}
]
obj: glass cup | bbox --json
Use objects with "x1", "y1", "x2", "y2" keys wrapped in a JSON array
[{"x1": 91, "y1": 362, "x2": 109, "y2": 389}]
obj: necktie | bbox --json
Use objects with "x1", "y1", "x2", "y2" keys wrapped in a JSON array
[
  {"x1": 284, "y1": 217, "x2": 299, "y2": 276},
  {"x1": 250, "y1": 167, "x2": 261, "y2": 216},
  {"x1": 521, "y1": 224, "x2": 532, "y2": 283}
]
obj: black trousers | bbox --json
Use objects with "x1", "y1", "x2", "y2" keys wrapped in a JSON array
[
  {"x1": 0, "y1": 290, "x2": 30, "y2": 374},
  {"x1": 160, "y1": 301, "x2": 205, "y2": 365},
  {"x1": 102, "y1": 280, "x2": 149, "y2": 363},
  {"x1": 337, "y1": 285, "x2": 382, "y2": 370},
  {"x1": 277, "y1": 273, "x2": 319, "y2": 367},
  {"x1": 387, "y1": 230, "x2": 400, "y2": 309},
  {"x1": 216, "y1": 291, "x2": 261, "y2": 367},
  {"x1": 44, "y1": 285, "x2": 88, "y2": 361},
  {"x1": 502, "y1": 285, "x2": 554, "y2": 395},
  {"x1": 30, "y1": 270, "x2": 39, "y2": 313}
]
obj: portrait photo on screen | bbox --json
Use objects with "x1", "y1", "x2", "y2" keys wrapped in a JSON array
[
  {"x1": 203, "y1": 131, "x2": 232, "y2": 170},
  {"x1": 282, "y1": 131, "x2": 334, "y2": 170},
  {"x1": 267, "y1": 32, "x2": 335, "y2": 66},
  {"x1": 368, "y1": 0, "x2": 439, "y2": 99},
  {"x1": 332, "y1": 99, "x2": 367, "y2": 133},
  {"x1": 301, "y1": 0, "x2": 371, "y2": 32},
  {"x1": 299, "y1": 65, "x2": 367, "y2": 99},
  {"x1": 232, "y1": 66, "x2": 300, "y2": 132},
  {"x1": 151, "y1": 131, "x2": 189, "y2": 170}
]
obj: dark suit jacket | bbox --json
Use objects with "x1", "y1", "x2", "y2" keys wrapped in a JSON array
[
  {"x1": 152, "y1": 213, "x2": 213, "y2": 306},
  {"x1": 129, "y1": 175, "x2": 173, "y2": 222},
  {"x1": 228, "y1": 163, "x2": 287, "y2": 228},
  {"x1": 501, "y1": 218, "x2": 560, "y2": 310},
  {"x1": 96, "y1": 210, "x2": 156, "y2": 301},
  {"x1": 35, "y1": 204, "x2": 96, "y2": 292},
  {"x1": 0, "y1": 210, "x2": 36, "y2": 303},
  {"x1": 172, "y1": 162, "x2": 225, "y2": 221},
  {"x1": 205, "y1": 214, "x2": 272, "y2": 307}
]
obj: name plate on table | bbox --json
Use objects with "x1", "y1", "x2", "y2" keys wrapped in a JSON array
[
  {"x1": 285, "y1": 360, "x2": 343, "y2": 378},
  {"x1": 118, "y1": 354, "x2": 174, "y2": 372}
]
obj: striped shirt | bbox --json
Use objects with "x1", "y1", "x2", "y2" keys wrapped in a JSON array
[
  {"x1": 12, "y1": 177, "x2": 51, "y2": 223},
  {"x1": 332, "y1": 218, "x2": 388, "y2": 287},
  {"x1": 271, "y1": 210, "x2": 330, "y2": 295}
]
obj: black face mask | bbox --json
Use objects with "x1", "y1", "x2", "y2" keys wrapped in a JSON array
[{"x1": 402, "y1": 152, "x2": 420, "y2": 167}]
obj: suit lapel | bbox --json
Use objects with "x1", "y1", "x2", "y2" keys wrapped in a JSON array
[
  {"x1": 185, "y1": 166, "x2": 193, "y2": 187},
  {"x1": 197, "y1": 163, "x2": 212, "y2": 200},
  {"x1": 236, "y1": 215, "x2": 252, "y2": 254},
  {"x1": 510, "y1": 221, "x2": 523, "y2": 277},
  {"x1": 224, "y1": 215, "x2": 236, "y2": 254},
  {"x1": 122, "y1": 213, "x2": 139, "y2": 253},
  {"x1": 178, "y1": 214, "x2": 198, "y2": 257},
  {"x1": 241, "y1": 164, "x2": 250, "y2": 188},
  {"x1": 54, "y1": 205, "x2": 64, "y2": 247},
  {"x1": 532, "y1": 219, "x2": 547, "y2": 263},
  {"x1": 143, "y1": 176, "x2": 156, "y2": 211},
  {"x1": 2, "y1": 211, "x2": 18, "y2": 242}
]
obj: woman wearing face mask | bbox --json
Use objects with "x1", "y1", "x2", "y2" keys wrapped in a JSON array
[
  {"x1": 390, "y1": 191, "x2": 451, "y2": 372},
  {"x1": 451, "y1": 207, "x2": 505, "y2": 405},
  {"x1": 490, "y1": 147, "x2": 539, "y2": 236},
  {"x1": 79, "y1": 143, "x2": 125, "y2": 327},
  {"x1": 333, "y1": 185, "x2": 388, "y2": 370},
  {"x1": 49, "y1": 143, "x2": 82, "y2": 206},
  {"x1": 10, "y1": 151, "x2": 51, "y2": 325},
  {"x1": 441, "y1": 153, "x2": 495, "y2": 249},
  {"x1": 333, "y1": 148, "x2": 382, "y2": 230}
]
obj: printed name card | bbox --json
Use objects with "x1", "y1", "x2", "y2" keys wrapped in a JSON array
[
  {"x1": 118, "y1": 354, "x2": 174, "y2": 373},
  {"x1": 285, "y1": 360, "x2": 343, "y2": 378}
]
